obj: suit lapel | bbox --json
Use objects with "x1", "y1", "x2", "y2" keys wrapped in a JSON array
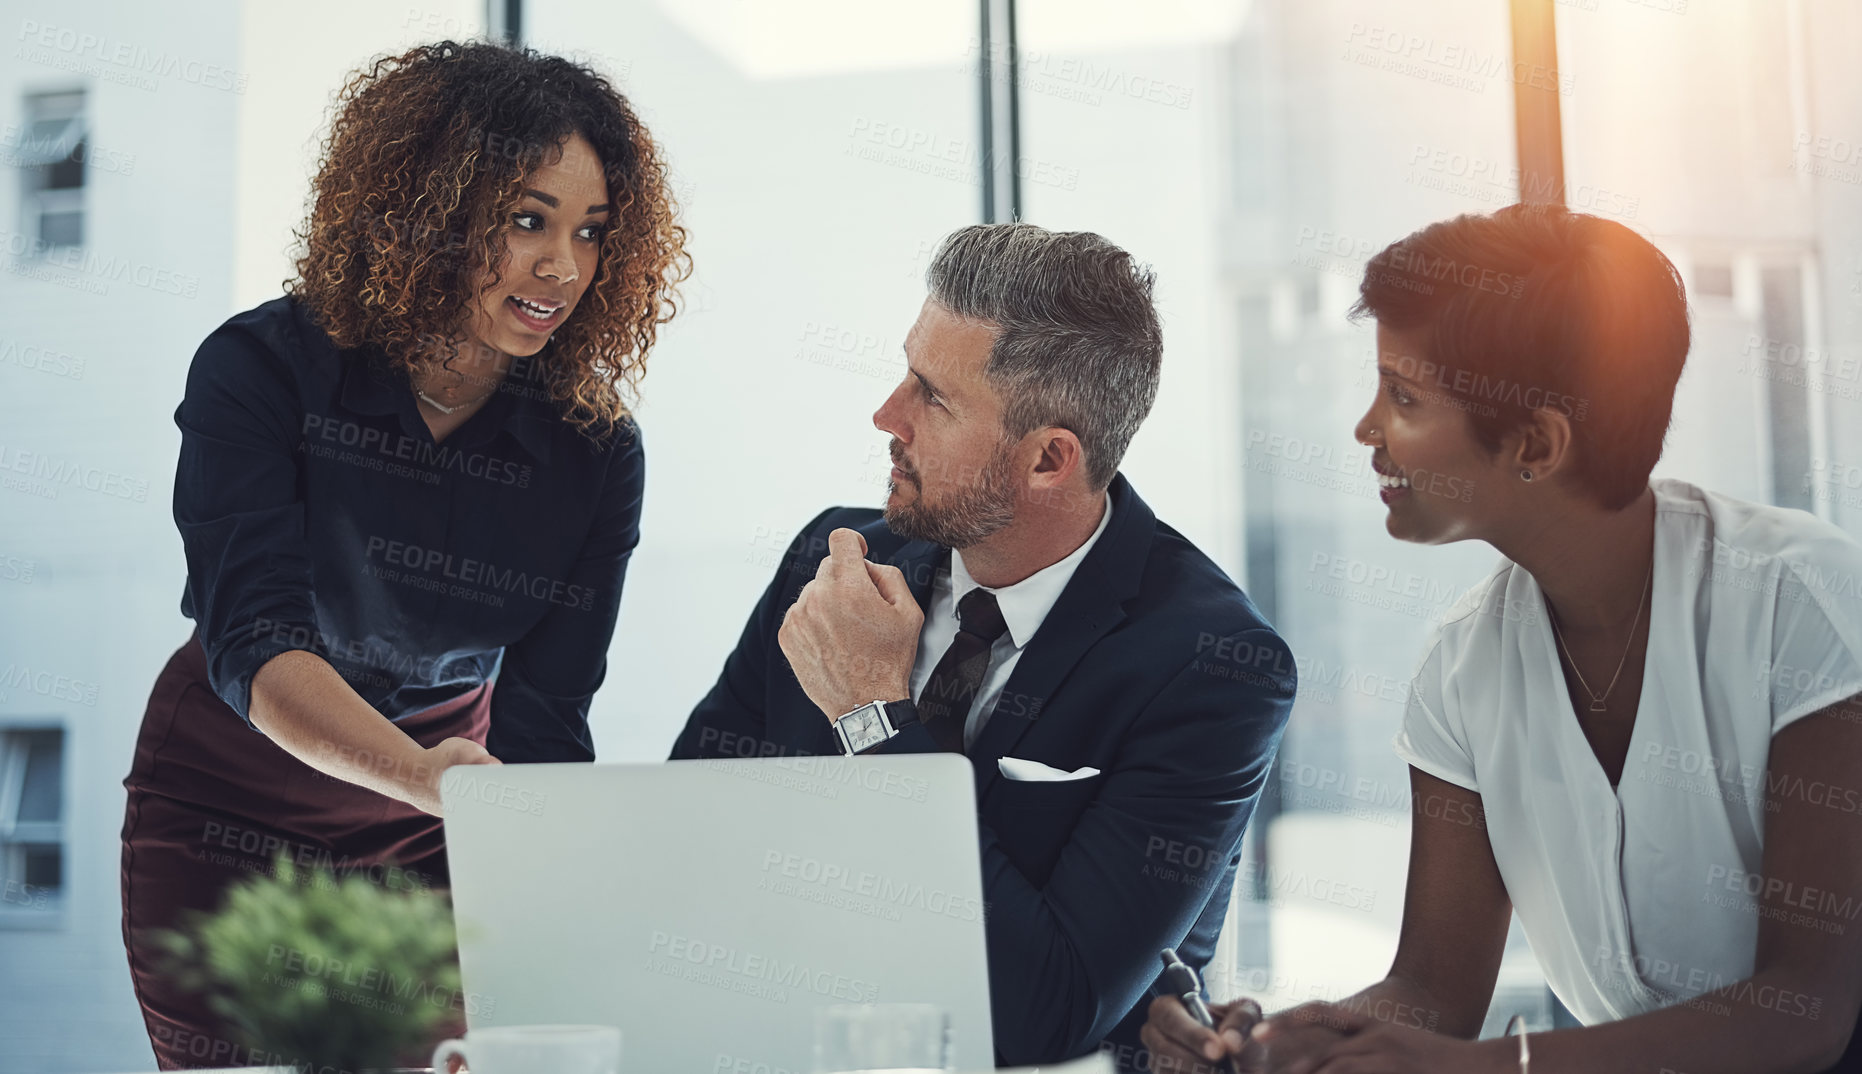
[
  {"x1": 967, "y1": 474, "x2": 1155, "y2": 801},
  {"x1": 886, "y1": 538, "x2": 947, "y2": 612}
]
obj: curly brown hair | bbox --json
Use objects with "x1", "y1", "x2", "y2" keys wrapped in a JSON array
[{"x1": 285, "y1": 39, "x2": 690, "y2": 441}]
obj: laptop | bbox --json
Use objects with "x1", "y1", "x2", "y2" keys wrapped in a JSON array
[{"x1": 442, "y1": 753, "x2": 995, "y2": 1071}]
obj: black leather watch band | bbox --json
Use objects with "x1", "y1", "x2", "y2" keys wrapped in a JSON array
[
  {"x1": 880, "y1": 697, "x2": 919, "y2": 732},
  {"x1": 837, "y1": 697, "x2": 921, "y2": 755}
]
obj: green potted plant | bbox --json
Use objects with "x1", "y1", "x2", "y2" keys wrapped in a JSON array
[{"x1": 157, "y1": 854, "x2": 475, "y2": 1071}]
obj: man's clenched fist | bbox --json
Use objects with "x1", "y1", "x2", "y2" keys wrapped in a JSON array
[{"x1": 777, "y1": 528, "x2": 923, "y2": 721}]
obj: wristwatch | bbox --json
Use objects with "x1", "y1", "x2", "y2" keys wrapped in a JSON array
[{"x1": 833, "y1": 698, "x2": 919, "y2": 755}]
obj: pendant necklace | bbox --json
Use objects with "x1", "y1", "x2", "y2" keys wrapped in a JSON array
[
  {"x1": 418, "y1": 389, "x2": 470, "y2": 415},
  {"x1": 416, "y1": 379, "x2": 495, "y2": 415},
  {"x1": 1547, "y1": 558, "x2": 1652, "y2": 713}
]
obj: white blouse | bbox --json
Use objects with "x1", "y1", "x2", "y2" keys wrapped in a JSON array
[{"x1": 1393, "y1": 478, "x2": 1862, "y2": 1025}]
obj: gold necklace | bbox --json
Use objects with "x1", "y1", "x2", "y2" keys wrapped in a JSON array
[
  {"x1": 414, "y1": 365, "x2": 499, "y2": 415},
  {"x1": 1546, "y1": 557, "x2": 1652, "y2": 714},
  {"x1": 416, "y1": 385, "x2": 493, "y2": 415}
]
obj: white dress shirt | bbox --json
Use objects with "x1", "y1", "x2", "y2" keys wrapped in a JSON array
[
  {"x1": 1393, "y1": 477, "x2": 1862, "y2": 1025},
  {"x1": 909, "y1": 492, "x2": 1114, "y2": 751}
]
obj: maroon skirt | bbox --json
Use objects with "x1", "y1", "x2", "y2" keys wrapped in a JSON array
[{"x1": 119, "y1": 631, "x2": 491, "y2": 1070}]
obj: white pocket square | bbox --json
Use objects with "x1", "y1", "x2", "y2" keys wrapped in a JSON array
[{"x1": 998, "y1": 757, "x2": 1101, "y2": 782}]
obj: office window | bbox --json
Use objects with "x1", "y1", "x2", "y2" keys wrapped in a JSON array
[
  {"x1": 11, "y1": 89, "x2": 88, "y2": 250},
  {"x1": 1759, "y1": 262, "x2": 1815, "y2": 512},
  {"x1": 0, "y1": 726, "x2": 64, "y2": 920},
  {"x1": 521, "y1": 0, "x2": 980, "y2": 758},
  {"x1": 1012, "y1": 0, "x2": 1544, "y2": 1029},
  {"x1": 1664, "y1": 244, "x2": 1826, "y2": 512},
  {"x1": 1694, "y1": 262, "x2": 1735, "y2": 300}
]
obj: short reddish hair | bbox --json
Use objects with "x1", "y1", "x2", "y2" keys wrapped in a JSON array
[{"x1": 1351, "y1": 204, "x2": 1690, "y2": 509}]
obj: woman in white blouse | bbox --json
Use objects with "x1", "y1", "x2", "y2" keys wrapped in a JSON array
[{"x1": 1143, "y1": 204, "x2": 1862, "y2": 1074}]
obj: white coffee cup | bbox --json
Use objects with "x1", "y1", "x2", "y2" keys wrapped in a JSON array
[{"x1": 431, "y1": 1023, "x2": 622, "y2": 1074}]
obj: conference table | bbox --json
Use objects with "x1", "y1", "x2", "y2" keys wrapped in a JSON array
[{"x1": 102, "y1": 1058, "x2": 1114, "y2": 1074}]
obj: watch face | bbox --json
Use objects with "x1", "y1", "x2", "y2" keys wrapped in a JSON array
[{"x1": 843, "y1": 705, "x2": 884, "y2": 751}]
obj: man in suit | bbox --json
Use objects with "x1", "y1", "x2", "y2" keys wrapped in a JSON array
[{"x1": 670, "y1": 223, "x2": 1296, "y2": 1070}]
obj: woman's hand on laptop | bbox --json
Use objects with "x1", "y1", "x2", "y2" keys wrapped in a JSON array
[{"x1": 407, "y1": 736, "x2": 502, "y2": 816}]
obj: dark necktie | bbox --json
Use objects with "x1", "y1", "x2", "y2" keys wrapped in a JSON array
[{"x1": 919, "y1": 587, "x2": 1010, "y2": 752}]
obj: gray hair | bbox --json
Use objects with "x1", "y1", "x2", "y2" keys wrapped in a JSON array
[{"x1": 925, "y1": 223, "x2": 1163, "y2": 490}]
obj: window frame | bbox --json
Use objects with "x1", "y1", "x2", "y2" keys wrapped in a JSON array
[
  {"x1": 12, "y1": 86, "x2": 88, "y2": 256},
  {"x1": 0, "y1": 719, "x2": 68, "y2": 930}
]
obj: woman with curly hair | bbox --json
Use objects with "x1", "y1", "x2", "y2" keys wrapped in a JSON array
[{"x1": 119, "y1": 40, "x2": 688, "y2": 1068}]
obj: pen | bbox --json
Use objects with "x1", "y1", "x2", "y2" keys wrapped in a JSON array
[{"x1": 1156, "y1": 947, "x2": 1245, "y2": 1074}]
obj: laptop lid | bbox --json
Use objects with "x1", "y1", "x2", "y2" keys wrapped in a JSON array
[{"x1": 443, "y1": 754, "x2": 995, "y2": 1071}]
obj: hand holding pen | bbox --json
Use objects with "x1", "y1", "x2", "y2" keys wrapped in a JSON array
[{"x1": 1143, "y1": 947, "x2": 1260, "y2": 1074}]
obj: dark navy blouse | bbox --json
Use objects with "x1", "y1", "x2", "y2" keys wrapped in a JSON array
[{"x1": 173, "y1": 295, "x2": 644, "y2": 763}]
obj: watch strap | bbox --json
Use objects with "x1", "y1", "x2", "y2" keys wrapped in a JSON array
[
  {"x1": 880, "y1": 697, "x2": 918, "y2": 733},
  {"x1": 834, "y1": 697, "x2": 917, "y2": 755}
]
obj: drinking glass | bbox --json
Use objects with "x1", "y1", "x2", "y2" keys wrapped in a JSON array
[
  {"x1": 430, "y1": 1023, "x2": 622, "y2": 1074},
  {"x1": 813, "y1": 1003, "x2": 951, "y2": 1073}
]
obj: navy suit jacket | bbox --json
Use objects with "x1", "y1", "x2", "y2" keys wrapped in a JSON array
[{"x1": 670, "y1": 473, "x2": 1296, "y2": 1069}]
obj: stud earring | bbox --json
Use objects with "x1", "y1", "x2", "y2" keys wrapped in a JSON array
[{"x1": 1520, "y1": 470, "x2": 1534, "y2": 482}]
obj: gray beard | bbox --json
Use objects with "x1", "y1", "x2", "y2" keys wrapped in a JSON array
[{"x1": 883, "y1": 451, "x2": 1018, "y2": 549}]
